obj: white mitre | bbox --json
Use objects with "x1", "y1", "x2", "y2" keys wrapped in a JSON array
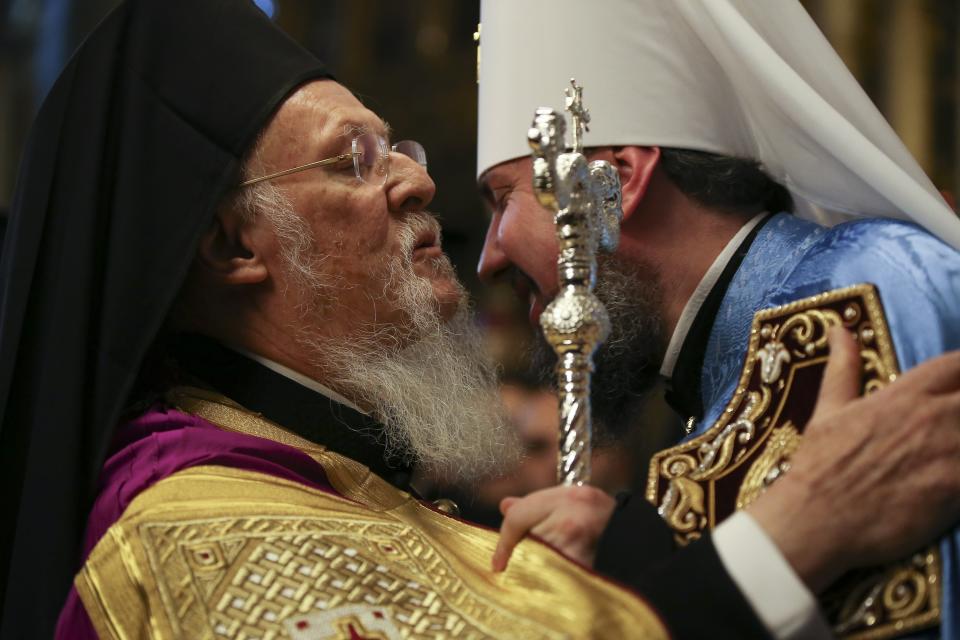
[{"x1": 476, "y1": 0, "x2": 960, "y2": 250}]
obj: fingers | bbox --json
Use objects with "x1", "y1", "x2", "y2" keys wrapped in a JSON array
[
  {"x1": 811, "y1": 326, "x2": 861, "y2": 424},
  {"x1": 491, "y1": 486, "x2": 616, "y2": 572},
  {"x1": 913, "y1": 391, "x2": 960, "y2": 439},
  {"x1": 894, "y1": 349, "x2": 960, "y2": 396},
  {"x1": 492, "y1": 491, "x2": 558, "y2": 572}
]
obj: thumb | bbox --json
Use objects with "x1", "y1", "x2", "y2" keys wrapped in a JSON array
[
  {"x1": 811, "y1": 326, "x2": 861, "y2": 422},
  {"x1": 499, "y1": 496, "x2": 520, "y2": 516}
]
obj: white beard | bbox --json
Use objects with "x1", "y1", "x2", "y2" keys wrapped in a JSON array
[
  {"x1": 321, "y1": 303, "x2": 516, "y2": 479},
  {"x1": 286, "y1": 212, "x2": 517, "y2": 481}
]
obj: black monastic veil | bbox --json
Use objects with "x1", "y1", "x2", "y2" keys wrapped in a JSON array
[{"x1": 0, "y1": 1, "x2": 331, "y2": 635}]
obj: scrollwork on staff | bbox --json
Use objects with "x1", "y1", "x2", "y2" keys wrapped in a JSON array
[{"x1": 529, "y1": 79, "x2": 623, "y2": 485}]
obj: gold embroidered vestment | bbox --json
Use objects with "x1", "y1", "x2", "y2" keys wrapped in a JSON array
[{"x1": 75, "y1": 389, "x2": 667, "y2": 639}]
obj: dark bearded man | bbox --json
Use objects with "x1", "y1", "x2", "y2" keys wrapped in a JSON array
[
  {"x1": 2, "y1": 1, "x2": 960, "y2": 639},
  {"x1": 477, "y1": 1, "x2": 960, "y2": 639}
]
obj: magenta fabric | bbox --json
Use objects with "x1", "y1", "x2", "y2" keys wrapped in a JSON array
[{"x1": 55, "y1": 405, "x2": 341, "y2": 639}]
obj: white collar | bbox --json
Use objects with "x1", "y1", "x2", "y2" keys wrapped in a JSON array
[
  {"x1": 226, "y1": 344, "x2": 367, "y2": 415},
  {"x1": 659, "y1": 213, "x2": 768, "y2": 379}
]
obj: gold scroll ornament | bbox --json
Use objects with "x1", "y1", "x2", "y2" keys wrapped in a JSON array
[
  {"x1": 646, "y1": 283, "x2": 941, "y2": 639},
  {"x1": 530, "y1": 79, "x2": 623, "y2": 485}
]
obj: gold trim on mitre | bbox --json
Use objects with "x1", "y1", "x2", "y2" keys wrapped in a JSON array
[
  {"x1": 646, "y1": 283, "x2": 941, "y2": 639},
  {"x1": 75, "y1": 389, "x2": 668, "y2": 639}
]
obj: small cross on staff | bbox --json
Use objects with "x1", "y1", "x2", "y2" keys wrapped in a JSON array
[
  {"x1": 564, "y1": 78, "x2": 591, "y2": 153},
  {"x1": 528, "y1": 80, "x2": 622, "y2": 486}
]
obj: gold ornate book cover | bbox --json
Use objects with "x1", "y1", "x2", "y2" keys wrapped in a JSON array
[{"x1": 646, "y1": 283, "x2": 941, "y2": 640}]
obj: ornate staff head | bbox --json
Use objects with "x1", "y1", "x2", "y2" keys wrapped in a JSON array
[{"x1": 529, "y1": 79, "x2": 623, "y2": 485}]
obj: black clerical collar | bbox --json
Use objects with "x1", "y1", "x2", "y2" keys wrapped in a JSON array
[
  {"x1": 663, "y1": 214, "x2": 773, "y2": 421},
  {"x1": 168, "y1": 334, "x2": 414, "y2": 490}
]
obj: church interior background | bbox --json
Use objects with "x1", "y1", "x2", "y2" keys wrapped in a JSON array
[{"x1": 2, "y1": 0, "x2": 959, "y2": 519}]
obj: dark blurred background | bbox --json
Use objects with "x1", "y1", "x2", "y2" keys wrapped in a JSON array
[
  {"x1": 2, "y1": 0, "x2": 960, "y2": 514},
  {"x1": 4, "y1": 0, "x2": 960, "y2": 299}
]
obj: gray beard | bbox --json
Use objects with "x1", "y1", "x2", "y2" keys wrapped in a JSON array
[
  {"x1": 289, "y1": 213, "x2": 517, "y2": 481},
  {"x1": 531, "y1": 255, "x2": 666, "y2": 441}
]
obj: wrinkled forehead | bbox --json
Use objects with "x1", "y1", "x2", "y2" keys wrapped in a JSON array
[{"x1": 262, "y1": 79, "x2": 390, "y2": 157}]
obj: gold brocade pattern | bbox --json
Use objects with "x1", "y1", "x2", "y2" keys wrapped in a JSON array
[
  {"x1": 647, "y1": 284, "x2": 941, "y2": 639},
  {"x1": 736, "y1": 421, "x2": 801, "y2": 510},
  {"x1": 75, "y1": 392, "x2": 667, "y2": 639}
]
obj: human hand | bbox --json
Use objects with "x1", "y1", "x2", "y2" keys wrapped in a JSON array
[
  {"x1": 748, "y1": 326, "x2": 960, "y2": 593},
  {"x1": 491, "y1": 484, "x2": 616, "y2": 572}
]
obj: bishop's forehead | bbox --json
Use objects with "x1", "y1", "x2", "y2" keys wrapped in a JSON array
[{"x1": 263, "y1": 81, "x2": 390, "y2": 155}]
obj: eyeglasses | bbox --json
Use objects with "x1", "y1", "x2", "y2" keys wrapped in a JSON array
[{"x1": 240, "y1": 132, "x2": 427, "y2": 188}]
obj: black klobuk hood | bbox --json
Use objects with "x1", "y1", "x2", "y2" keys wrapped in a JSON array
[{"x1": 0, "y1": 1, "x2": 331, "y2": 634}]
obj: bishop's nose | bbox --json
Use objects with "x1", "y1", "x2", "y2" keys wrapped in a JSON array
[{"x1": 477, "y1": 215, "x2": 509, "y2": 282}]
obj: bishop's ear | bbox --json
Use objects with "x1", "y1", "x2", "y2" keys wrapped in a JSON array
[
  {"x1": 612, "y1": 146, "x2": 661, "y2": 223},
  {"x1": 194, "y1": 202, "x2": 269, "y2": 285}
]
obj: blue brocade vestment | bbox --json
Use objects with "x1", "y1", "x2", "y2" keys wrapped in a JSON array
[{"x1": 690, "y1": 213, "x2": 960, "y2": 639}]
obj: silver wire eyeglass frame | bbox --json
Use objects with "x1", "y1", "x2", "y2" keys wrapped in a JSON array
[{"x1": 239, "y1": 132, "x2": 426, "y2": 188}]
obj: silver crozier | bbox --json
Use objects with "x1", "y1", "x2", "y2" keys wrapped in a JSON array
[{"x1": 529, "y1": 79, "x2": 623, "y2": 486}]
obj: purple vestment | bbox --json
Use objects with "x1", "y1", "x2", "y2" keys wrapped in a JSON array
[{"x1": 55, "y1": 405, "x2": 340, "y2": 638}]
